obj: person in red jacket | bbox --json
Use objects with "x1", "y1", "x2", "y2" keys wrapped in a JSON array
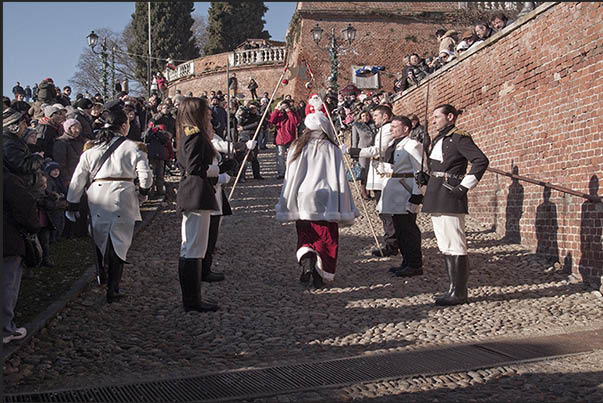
[{"x1": 268, "y1": 99, "x2": 300, "y2": 179}]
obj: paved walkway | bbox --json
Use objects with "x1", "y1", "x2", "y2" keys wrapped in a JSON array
[{"x1": 4, "y1": 147, "x2": 603, "y2": 400}]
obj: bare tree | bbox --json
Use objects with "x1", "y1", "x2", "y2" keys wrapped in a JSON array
[{"x1": 69, "y1": 27, "x2": 143, "y2": 96}]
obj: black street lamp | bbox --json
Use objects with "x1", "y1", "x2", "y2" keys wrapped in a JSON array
[
  {"x1": 87, "y1": 30, "x2": 116, "y2": 99},
  {"x1": 311, "y1": 23, "x2": 356, "y2": 94}
]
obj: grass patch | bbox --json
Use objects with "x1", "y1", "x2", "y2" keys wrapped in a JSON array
[{"x1": 15, "y1": 236, "x2": 95, "y2": 326}]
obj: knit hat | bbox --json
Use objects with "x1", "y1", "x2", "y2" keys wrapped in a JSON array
[
  {"x1": 23, "y1": 128, "x2": 38, "y2": 143},
  {"x1": 3, "y1": 108, "x2": 26, "y2": 127},
  {"x1": 44, "y1": 105, "x2": 63, "y2": 118},
  {"x1": 43, "y1": 160, "x2": 60, "y2": 173},
  {"x1": 104, "y1": 99, "x2": 123, "y2": 113},
  {"x1": 75, "y1": 97, "x2": 93, "y2": 109},
  {"x1": 63, "y1": 118, "x2": 80, "y2": 133}
]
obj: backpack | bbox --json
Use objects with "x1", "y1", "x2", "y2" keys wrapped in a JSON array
[{"x1": 37, "y1": 80, "x2": 56, "y2": 103}]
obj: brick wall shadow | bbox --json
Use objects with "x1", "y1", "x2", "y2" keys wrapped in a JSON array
[
  {"x1": 503, "y1": 164, "x2": 524, "y2": 243},
  {"x1": 579, "y1": 175, "x2": 602, "y2": 287},
  {"x1": 535, "y1": 187, "x2": 559, "y2": 265}
]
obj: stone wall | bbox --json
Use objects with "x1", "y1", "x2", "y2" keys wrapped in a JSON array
[
  {"x1": 167, "y1": 52, "x2": 288, "y2": 101},
  {"x1": 391, "y1": 2, "x2": 603, "y2": 286},
  {"x1": 286, "y1": 1, "x2": 511, "y2": 100}
]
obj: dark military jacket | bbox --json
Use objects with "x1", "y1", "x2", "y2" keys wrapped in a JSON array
[
  {"x1": 176, "y1": 127, "x2": 219, "y2": 213},
  {"x1": 422, "y1": 125, "x2": 489, "y2": 214}
]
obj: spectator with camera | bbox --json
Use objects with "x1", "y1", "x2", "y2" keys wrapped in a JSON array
[
  {"x1": 236, "y1": 101, "x2": 264, "y2": 180},
  {"x1": 268, "y1": 99, "x2": 300, "y2": 179}
]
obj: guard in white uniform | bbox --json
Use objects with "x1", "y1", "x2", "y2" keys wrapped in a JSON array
[
  {"x1": 348, "y1": 116, "x2": 426, "y2": 276},
  {"x1": 421, "y1": 104, "x2": 489, "y2": 306},
  {"x1": 364, "y1": 105, "x2": 399, "y2": 257},
  {"x1": 67, "y1": 106, "x2": 153, "y2": 303}
]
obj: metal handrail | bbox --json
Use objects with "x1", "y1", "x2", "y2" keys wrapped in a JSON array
[{"x1": 487, "y1": 167, "x2": 601, "y2": 203}]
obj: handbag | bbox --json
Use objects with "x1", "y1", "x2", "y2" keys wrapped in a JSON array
[
  {"x1": 23, "y1": 233, "x2": 43, "y2": 267},
  {"x1": 346, "y1": 160, "x2": 366, "y2": 182}
]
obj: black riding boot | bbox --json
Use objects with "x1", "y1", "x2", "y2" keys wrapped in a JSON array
[
  {"x1": 96, "y1": 246, "x2": 107, "y2": 285},
  {"x1": 106, "y1": 248, "x2": 125, "y2": 304},
  {"x1": 178, "y1": 258, "x2": 218, "y2": 312},
  {"x1": 435, "y1": 255, "x2": 469, "y2": 306},
  {"x1": 435, "y1": 255, "x2": 455, "y2": 300},
  {"x1": 299, "y1": 252, "x2": 316, "y2": 283},
  {"x1": 201, "y1": 255, "x2": 225, "y2": 283}
]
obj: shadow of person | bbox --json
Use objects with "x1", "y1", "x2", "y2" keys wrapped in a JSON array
[
  {"x1": 578, "y1": 175, "x2": 602, "y2": 284},
  {"x1": 535, "y1": 187, "x2": 559, "y2": 264},
  {"x1": 504, "y1": 164, "x2": 524, "y2": 243}
]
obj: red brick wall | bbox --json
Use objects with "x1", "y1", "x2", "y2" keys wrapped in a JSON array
[
  {"x1": 287, "y1": 2, "x2": 477, "y2": 100},
  {"x1": 392, "y1": 2, "x2": 603, "y2": 286},
  {"x1": 167, "y1": 52, "x2": 288, "y2": 101}
]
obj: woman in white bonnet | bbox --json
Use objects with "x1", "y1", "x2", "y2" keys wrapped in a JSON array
[{"x1": 275, "y1": 96, "x2": 359, "y2": 288}]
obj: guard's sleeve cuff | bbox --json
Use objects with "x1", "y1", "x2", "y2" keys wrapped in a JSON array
[
  {"x1": 207, "y1": 164, "x2": 219, "y2": 178},
  {"x1": 460, "y1": 174, "x2": 478, "y2": 190}
]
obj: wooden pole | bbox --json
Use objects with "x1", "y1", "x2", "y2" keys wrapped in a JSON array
[{"x1": 228, "y1": 63, "x2": 289, "y2": 200}]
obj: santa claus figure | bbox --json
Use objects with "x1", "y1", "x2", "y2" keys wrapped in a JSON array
[{"x1": 304, "y1": 93, "x2": 327, "y2": 116}]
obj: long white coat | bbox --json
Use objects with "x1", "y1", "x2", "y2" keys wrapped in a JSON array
[
  {"x1": 67, "y1": 136, "x2": 153, "y2": 261},
  {"x1": 275, "y1": 131, "x2": 359, "y2": 226},
  {"x1": 359, "y1": 136, "x2": 424, "y2": 214},
  {"x1": 365, "y1": 122, "x2": 392, "y2": 191}
]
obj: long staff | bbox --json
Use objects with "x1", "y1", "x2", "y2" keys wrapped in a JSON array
[
  {"x1": 228, "y1": 62, "x2": 289, "y2": 200},
  {"x1": 304, "y1": 60, "x2": 383, "y2": 257}
]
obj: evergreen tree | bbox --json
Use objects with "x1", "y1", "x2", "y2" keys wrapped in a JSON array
[
  {"x1": 204, "y1": 2, "x2": 270, "y2": 55},
  {"x1": 128, "y1": 2, "x2": 199, "y2": 92}
]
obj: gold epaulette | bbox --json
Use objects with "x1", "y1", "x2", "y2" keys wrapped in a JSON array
[
  {"x1": 136, "y1": 142, "x2": 148, "y2": 153},
  {"x1": 184, "y1": 126, "x2": 200, "y2": 136},
  {"x1": 83, "y1": 141, "x2": 95, "y2": 152},
  {"x1": 451, "y1": 127, "x2": 471, "y2": 137}
]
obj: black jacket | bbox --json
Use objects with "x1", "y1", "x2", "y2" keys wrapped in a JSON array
[
  {"x1": 236, "y1": 111, "x2": 260, "y2": 141},
  {"x1": 3, "y1": 171, "x2": 41, "y2": 257},
  {"x1": 53, "y1": 134, "x2": 85, "y2": 187},
  {"x1": 176, "y1": 129, "x2": 219, "y2": 213},
  {"x1": 69, "y1": 109, "x2": 94, "y2": 140},
  {"x1": 37, "y1": 123, "x2": 61, "y2": 159},
  {"x1": 422, "y1": 125, "x2": 489, "y2": 214},
  {"x1": 3, "y1": 130, "x2": 44, "y2": 186}
]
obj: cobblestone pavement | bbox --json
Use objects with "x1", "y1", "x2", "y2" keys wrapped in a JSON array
[
  {"x1": 4, "y1": 147, "x2": 603, "y2": 396},
  {"x1": 248, "y1": 350, "x2": 603, "y2": 402}
]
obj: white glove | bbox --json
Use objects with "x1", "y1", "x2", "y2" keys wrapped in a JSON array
[
  {"x1": 65, "y1": 211, "x2": 79, "y2": 222},
  {"x1": 407, "y1": 203, "x2": 421, "y2": 214},
  {"x1": 246, "y1": 140, "x2": 257, "y2": 150},
  {"x1": 340, "y1": 143, "x2": 349, "y2": 154},
  {"x1": 138, "y1": 194, "x2": 148, "y2": 204},
  {"x1": 217, "y1": 173, "x2": 231, "y2": 184}
]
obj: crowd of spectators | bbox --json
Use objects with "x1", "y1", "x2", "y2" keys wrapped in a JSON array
[{"x1": 393, "y1": 13, "x2": 511, "y2": 94}]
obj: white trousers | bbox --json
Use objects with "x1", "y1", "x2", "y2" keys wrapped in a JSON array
[
  {"x1": 180, "y1": 210, "x2": 211, "y2": 258},
  {"x1": 431, "y1": 214, "x2": 468, "y2": 256}
]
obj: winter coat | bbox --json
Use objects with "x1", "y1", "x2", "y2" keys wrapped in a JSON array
[
  {"x1": 211, "y1": 105, "x2": 228, "y2": 137},
  {"x1": 3, "y1": 129, "x2": 44, "y2": 186},
  {"x1": 67, "y1": 135, "x2": 153, "y2": 261},
  {"x1": 142, "y1": 126, "x2": 169, "y2": 160},
  {"x1": 3, "y1": 171, "x2": 41, "y2": 257},
  {"x1": 53, "y1": 133, "x2": 85, "y2": 187},
  {"x1": 351, "y1": 121, "x2": 377, "y2": 174},
  {"x1": 268, "y1": 109, "x2": 300, "y2": 146},
  {"x1": 439, "y1": 30, "x2": 457, "y2": 53},
  {"x1": 236, "y1": 110, "x2": 260, "y2": 141},
  {"x1": 37, "y1": 120, "x2": 62, "y2": 159},
  {"x1": 275, "y1": 130, "x2": 359, "y2": 226}
]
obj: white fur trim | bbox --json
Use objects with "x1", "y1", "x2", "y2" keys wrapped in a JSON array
[{"x1": 296, "y1": 246, "x2": 335, "y2": 281}]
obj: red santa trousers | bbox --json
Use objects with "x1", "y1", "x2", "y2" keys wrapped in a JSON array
[{"x1": 295, "y1": 220, "x2": 339, "y2": 281}]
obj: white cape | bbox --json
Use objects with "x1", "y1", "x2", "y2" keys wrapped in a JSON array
[{"x1": 275, "y1": 131, "x2": 359, "y2": 226}]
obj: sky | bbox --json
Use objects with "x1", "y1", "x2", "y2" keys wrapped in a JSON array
[{"x1": 2, "y1": 2, "x2": 297, "y2": 96}]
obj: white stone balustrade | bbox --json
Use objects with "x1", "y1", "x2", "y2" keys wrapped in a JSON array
[
  {"x1": 167, "y1": 61, "x2": 195, "y2": 82},
  {"x1": 228, "y1": 47, "x2": 287, "y2": 67}
]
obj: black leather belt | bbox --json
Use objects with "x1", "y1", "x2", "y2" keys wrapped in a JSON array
[{"x1": 430, "y1": 171, "x2": 465, "y2": 180}]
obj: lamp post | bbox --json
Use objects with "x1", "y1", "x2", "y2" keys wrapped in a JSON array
[
  {"x1": 311, "y1": 23, "x2": 356, "y2": 94},
  {"x1": 87, "y1": 30, "x2": 115, "y2": 100}
]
